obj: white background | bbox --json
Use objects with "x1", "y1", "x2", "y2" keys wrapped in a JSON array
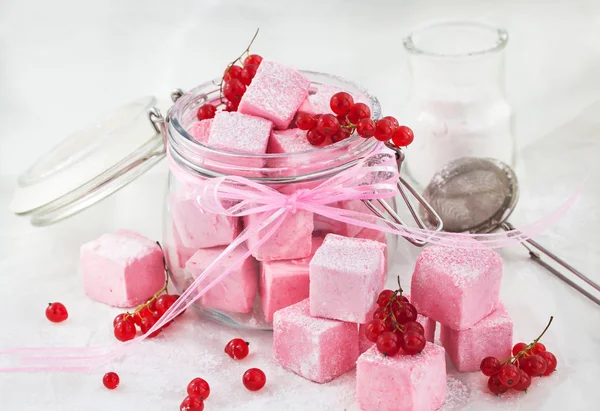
[{"x1": 1, "y1": 1, "x2": 600, "y2": 410}]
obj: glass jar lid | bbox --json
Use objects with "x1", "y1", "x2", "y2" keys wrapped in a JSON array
[{"x1": 10, "y1": 96, "x2": 169, "y2": 226}]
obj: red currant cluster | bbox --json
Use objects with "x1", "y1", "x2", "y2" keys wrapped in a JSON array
[
  {"x1": 296, "y1": 92, "x2": 415, "y2": 147},
  {"x1": 363, "y1": 279, "x2": 426, "y2": 357},
  {"x1": 180, "y1": 377, "x2": 211, "y2": 411},
  {"x1": 481, "y1": 316, "x2": 557, "y2": 395},
  {"x1": 197, "y1": 31, "x2": 262, "y2": 120},
  {"x1": 112, "y1": 282, "x2": 182, "y2": 342}
]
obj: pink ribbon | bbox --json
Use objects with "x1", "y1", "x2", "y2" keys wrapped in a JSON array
[{"x1": 0, "y1": 147, "x2": 584, "y2": 372}]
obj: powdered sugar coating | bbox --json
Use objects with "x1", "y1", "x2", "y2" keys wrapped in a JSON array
[
  {"x1": 411, "y1": 245, "x2": 503, "y2": 330},
  {"x1": 238, "y1": 60, "x2": 310, "y2": 129},
  {"x1": 273, "y1": 299, "x2": 359, "y2": 383},
  {"x1": 356, "y1": 343, "x2": 447, "y2": 411},
  {"x1": 188, "y1": 119, "x2": 213, "y2": 143},
  {"x1": 440, "y1": 301, "x2": 513, "y2": 372},
  {"x1": 208, "y1": 111, "x2": 273, "y2": 154},
  {"x1": 298, "y1": 84, "x2": 369, "y2": 116},
  {"x1": 309, "y1": 234, "x2": 386, "y2": 323}
]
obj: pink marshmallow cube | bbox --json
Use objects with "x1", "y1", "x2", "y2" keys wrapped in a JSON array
[
  {"x1": 80, "y1": 230, "x2": 165, "y2": 308},
  {"x1": 170, "y1": 223, "x2": 197, "y2": 269},
  {"x1": 354, "y1": 228, "x2": 389, "y2": 270},
  {"x1": 298, "y1": 85, "x2": 369, "y2": 116},
  {"x1": 185, "y1": 246, "x2": 258, "y2": 313},
  {"x1": 260, "y1": 237, "x2": 323, "y2": 322},
  {"x1": 207, "y1": 111, "x2": 272, "y2": 160},
  {"x1": 189, "y1": 119, "x2": 213, "y2": 144},
  {"x1": 273, "y1": 299, "x2": 359, "y2": 383},
  {"x1": 403, "y1": 293, "x2": 437, "y2": 343},
  {"x1": 268, "y1": 128, "x2": 330, "y2": 154},
  {"x1": 339, "y1": 199, "x2": 378, "y2": 237},
  {"x1": 356, "y1": 344, "x2": 447, "y2": 411},
  {"x1": 171, "y1": 194, "x2": 241, "y2": 249},
  {"x1": 410, "y1": 245, "x2": 503, "y2": 330},
  {"x1": 440, "y1": 301, "x2": 513, "y2": 372},
  {"x1": 245, "y1": 210, "x2": 314, "y2": 261},
  {"x1": 310, "y1": 234, "x2": 386, "y2": 323},
  {"x1": 238, "y1": 61, "x2": 310, "y2": 129}
]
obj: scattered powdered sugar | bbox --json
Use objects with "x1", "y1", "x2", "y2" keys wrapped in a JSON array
[
  {"x1": 207, "y1": 111, "x2": 273, "y2": 154},
  {"x1": 440, "y1": 375, "x2": 471, "y2": 410},
  {"x1": 417, "y1": 245, "x2": 502, "y2": 288}
]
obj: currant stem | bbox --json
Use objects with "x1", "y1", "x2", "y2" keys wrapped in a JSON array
[
  {"x1": 219, "y1": 28, "x2": 260, "y2": 104},
  {"x1": 533, "y1": 316, "x2": 553, "y2": 343}
]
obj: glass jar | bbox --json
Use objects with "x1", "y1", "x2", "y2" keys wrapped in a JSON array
[
  {"x1": 163, "y1": 72, "x2": 395, "y2": 330},
  {"x1": 402, "y1": 21, "x2": 514, "y2": 188}
]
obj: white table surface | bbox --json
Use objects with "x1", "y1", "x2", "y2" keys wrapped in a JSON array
[{"x1": 1, "y1": 1, "x2": 599, "y2": 410}]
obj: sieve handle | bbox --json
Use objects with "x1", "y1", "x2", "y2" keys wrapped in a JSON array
[{"x1": 502, "y1": 222, "x2": 600, "y2": 306}]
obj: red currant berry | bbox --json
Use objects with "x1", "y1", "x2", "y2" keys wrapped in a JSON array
[
  {"x1": 225, "y1": 338, "x2": 250, "y2": 360},
  {"x1": 223, "y1": 65, "x2": 243, "y2": 82},
  {"x1": 377, "y1": 290, "x2": 395, "y2": 307},
  {"x1": 243, "y1": 368, "x2": 266, "y2": 391},
  {"x1": 372, "y1": 307, "x2": 387, "y2": 321},
  {"x1": 133, "y1": 307, "x2": 153, "y2": 327},
  {"x1": 337, "y1": 114, "x2": 352, "y2": 128},
  {"x1": 488, "y1": 374, "x2": 509, "y2": 395},
  {"x1": 398, "y1": 295, "x2": 409, "y2": 304},
  {"x1": 225, "y1": 99, "x2": 239, "y2": 112},
  {"x1": 330, "y1": 92, "x2": 354, "y2": 116},
  {"x1": 114, "y1": 320, "x2": 136, "y2": 342},
  {"x1": 223, "y1": 78, "x2": 246, "y2": 103},
  {"x1": 480, "y1": 356, "x2": 502, "y2": 376},
  {"x1": 155, "y1": 294, "x2": 180, "y2": 316},
  {"x1": 391, "y1": 126, "x2": 414, "y2": 147},
  {"x1": 187, "y1": 378, "x2": 210, "y2": 400},
  {"x1": 146, "y1": 299, "x2": 157, "y2": 313},
  {"x1": 356, "y1": 118, "x2": 376, "y2": 138},
  {"x1": 196, "y1": 104, "x2": 217, "y2": 121},
  {"x1": 403, "y1": 321, "x2": 425, "y2": 335},
  {"x1": 102, "y1": 371, "x2": 119, "y2": 390},
  {"x1": 45, "y1": 302, "x2": 68, "y2": 323},
  {"x1": 531, "y1": 342, "x2": 546, "y2": 354},
  {"x1": 374, "y1": 119, "x2": 394, "y2": 141},
  {"x1": 376, "y1": 332, "x2": 400, "y2": 356},
  {"x1": 316, "y1": 114, "x2": 340, "y2": 137},
  {"x1": 497, "y1": 364, "x2": 520, "y2": 387},
  {"x1": 140, "y1": 314, "x2": 161, "y2": 338},
  {"x1": 521, "y1": 354, "x2": 547, "y2": 377},
  {"x1": 382, "y1": 116, "x2": 399, "y2": 129},
  {"x1": 296, "y1": 112, "x2": 317, "y2": 130},
  {"x1": 180, "y1": 395, "x2": 204, "y2": 411},
  {"x1": 394, "y1": 303, "x2": 418, "y2": 324},
  {"x1": 306, "y1": 128, "x2": 326, "y2": 146},
  {"x1": 512, "y1": 342, "x2": 527, "y2": 356},
  {"x1": 332, "y1": 127, "x2": 352, "y2": 143},
  {"x1": 364, "y1": 319, "x2": 387, "y2": 343},
  {"x1": 512, "y1": 369, "x2": 532, "y2": 391},
  {"x1": 240, "y1": 64, "x2": 258, "y2": 86},
  {"x1": 538, "y1": 351, "x2": 557, "y2": 376},
  {"x1": 113, "y1": 313, "x2": 134, "y2": 328},
  {"x1": 399, "y1": 330, "x2": 426, "y2": 355},
  {"x1": 347, "y1": 103, "x2": 371, "y2": 124},
  {"x1": 243, "y1": 54, "x2": 263, "y2": 66}
]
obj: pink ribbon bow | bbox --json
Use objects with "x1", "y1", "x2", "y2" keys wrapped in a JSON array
[{"x1": 0, "y1": 146, "x2": 583, "y2": 372}]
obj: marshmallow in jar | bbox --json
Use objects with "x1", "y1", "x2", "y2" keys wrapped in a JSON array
[{"x1": 402, "y1": 21, "x2": 515, "y2": 188}]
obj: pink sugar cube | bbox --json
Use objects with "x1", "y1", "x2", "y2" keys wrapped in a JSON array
[
  {"x1": 313, "y1": 205, "x2": 347, "y2": 236},
  {"x1": 354, "y1": 228, "x2": 389, "y2": 270},
  {"x1": 268, "y1": 128, "x2": 329, "y2": 154},
  {"x1": 298, "y1": 85, "x2": 369, "y2": 116},
  {"x1": 185, "y1": 246, "x2": 258, "y2": 313},
  {"x1": 245, "y1": 210, "x2": 314, "y2": 261},
  {"x1": 410, "y1": 245, "x2": 503, "y2": 330},
  {"x1": 403, "y1": 293, "x2": 437, "y2": 343},
  {"x1": 260, "y1": 237, "x2": 324, "y2": 322},
  {"x1": 189, "y1": 119, "x2": 213, "y2": 144},
  {"x1": 170, "y1": 223, "x2": 197, "y2": 269},
  {"x1": 80, "y1": 230, "x2": 166, "y2": 308},
  {"x1": 440, "y1": 301, "x2": 513, "y2": 372},
  {"x1": 171, "y1": 194, "x2": 241, "y2": 249},
  {"x1": 356, "y1": 343, "x2": 447, "y2": 411},
  {"x1": 238, "y1": 61, "x2": 310, "y2": 129},
  {"x1": 310, "y1": 234, "x2": 386, "y2": 323},
  {"x1": 339, "y1": 200, "x2": 378, "y2": 237},
  {"x1": 207, "y1": 111, "x2": 273, "y2": 157},
  {"x1": 273, "y1": 299, "x2": 359, "y2": 383}
]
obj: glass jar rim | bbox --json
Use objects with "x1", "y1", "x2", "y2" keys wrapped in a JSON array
[
  {"x1": 167, "y1": 70, "x2": 383, "y2": 183},
  {"x1": 403, "y1": 21, "x2": 508, "y2": 58}
]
